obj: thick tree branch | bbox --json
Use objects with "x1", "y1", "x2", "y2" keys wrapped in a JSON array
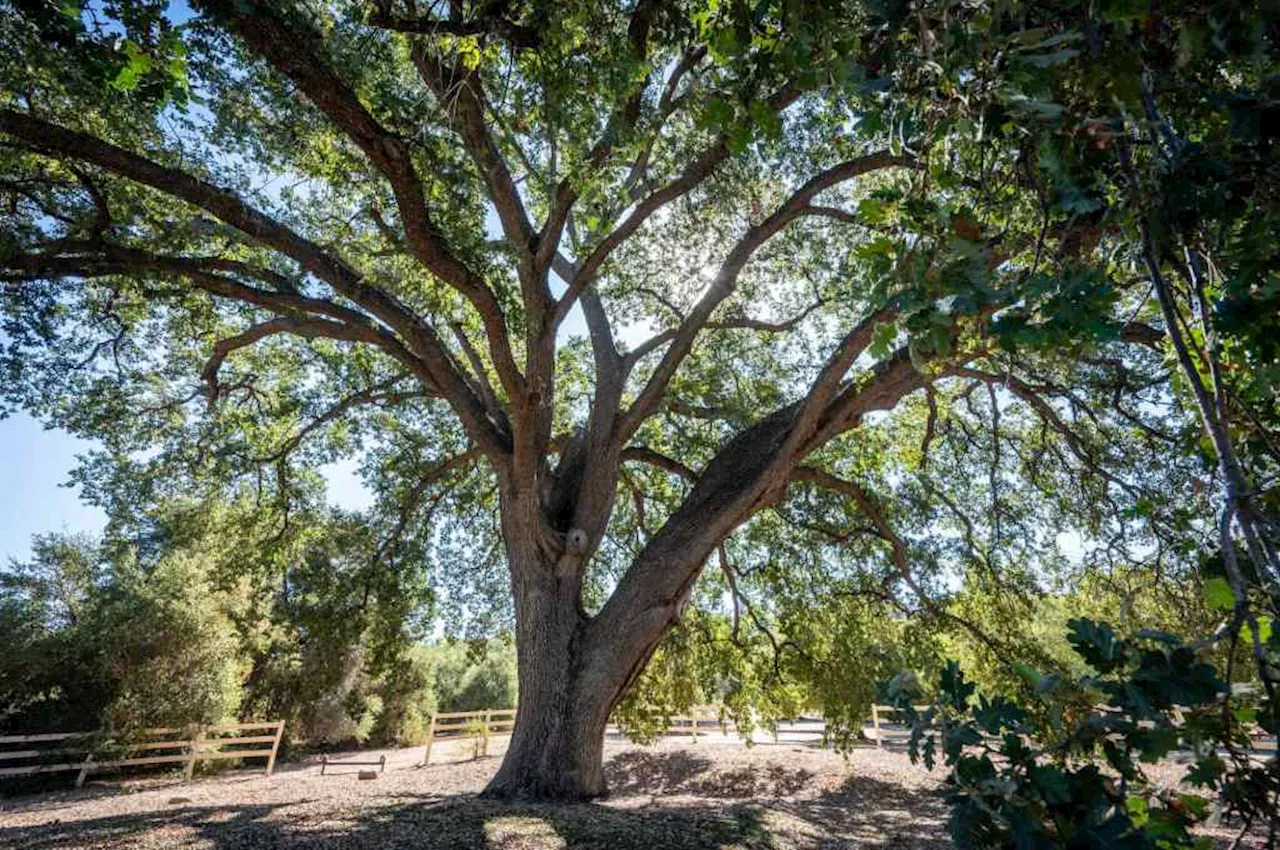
[
  {"x1": 0, "y1": 110, "x2": 510, "y2": 456},
  {"x1": 199, "y1": 0, "x2": 526, "y2": 403},
  {"x1": 587, "y1": 335, "x2": 954, "y2": 701},
  {"x1": 620, "y1": 445, "x2": 698, "y2": 481},
  {"x1": 411, "y1": 49, "x2": 535, "y2": 247},
  {"x1": 618, "y1": 151, "x2": 913, "y2": 441},
  {"x1": 3, "y1": 244, "x2": 434, "y2": 370}
]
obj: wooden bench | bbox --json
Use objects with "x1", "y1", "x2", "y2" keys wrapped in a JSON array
[
  {"x1": 0, "y1": 721, "x2": 284, "y2": 787},
  {"x1": 320, "y1": 753, "x2": 386, "y2": 775}
]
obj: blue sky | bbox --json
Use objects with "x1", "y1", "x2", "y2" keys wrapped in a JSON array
[
  {"x1": 0, "y1": 411, "x2": 373, "y2": 563},
  {"x1": 0, "y1": 413, "x2": 107, "y2": 562}
]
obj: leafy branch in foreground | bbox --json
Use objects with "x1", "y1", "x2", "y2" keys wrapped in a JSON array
[{"x1": 885, "y1": 618, "x2": 1278, "y2": 849}]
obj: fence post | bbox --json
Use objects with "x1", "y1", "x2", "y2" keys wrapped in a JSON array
[
  {"x1": 74, "y1": 737, "x2": 96, "y2": 789},
  {"x1": 872, "y1": 705, "x2": 882, "y2": 749},
  {"x1": 481, "y1": 710, "x2": 492, "y2": 757},
  {"x1": 423, "y1": 715, "x2": 436, "y2": 766},
  {"x1": 266, "y1": 721, "x2": 284, "y2": 777},
  {"x1": 184, "y1": 725, "x2": 201, "y2": 781}
]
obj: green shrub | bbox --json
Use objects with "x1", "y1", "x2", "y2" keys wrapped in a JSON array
[
  {"x1": 429, "y1": 639, "x2": 517, "y2": 713},
  {"x1": 885, "y1": 619, "x2": 1274, "y2": 849},
  {"x1": 93, "y1": 551, "x2": 246, "y2": 732},
  {"x1": 371, "y1": 645, "x2": 437, "y2": 745}
]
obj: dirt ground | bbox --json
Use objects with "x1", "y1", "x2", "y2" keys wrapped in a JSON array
[{"x1": 0, "y1": 736, "x2": 1267, "y2": 849}]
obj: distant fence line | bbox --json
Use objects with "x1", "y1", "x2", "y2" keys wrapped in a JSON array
[
  {"x1": 13, "y1": 703, "x2": 1251, "y2": 785},
  {"x1": 419, "y1": 705, "x2": 741, "y2": 765},
  {"x1": 0, "y1": 721, "x2": 284, "y2": 787},
  {"x1": 419, "y1": 703, "x2": 1232, "y2": 756},
  {"x1": 422, "y1": 709, "x2": 516, "y2": 765}
]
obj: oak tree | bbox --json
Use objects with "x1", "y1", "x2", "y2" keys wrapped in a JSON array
[{"x1": 0, "y1": 0, "x2": 1221, "y2": 799}]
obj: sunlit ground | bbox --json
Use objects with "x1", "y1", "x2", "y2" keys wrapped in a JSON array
[{"x1": 0, "y1": 736, "x2": 1268, "y2": 849}]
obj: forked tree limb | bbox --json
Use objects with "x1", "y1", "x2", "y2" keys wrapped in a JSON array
[{"x1": 0, "y1": 111, "x2": 511, "y2": 456}]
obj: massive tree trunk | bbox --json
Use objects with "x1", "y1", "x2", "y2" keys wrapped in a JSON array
[
  {"x1": 480, "y1": 454, "x2": 681, "y2": 801},
  {"x1": 480, "y1": 548, "x2": 647, "y2": 801},
  {"x1": 482, "y1": 626, "x2": 615, "y2": 800},
  {"x1": 479, "y1": 408, "x2": 812, "y2": 800}
]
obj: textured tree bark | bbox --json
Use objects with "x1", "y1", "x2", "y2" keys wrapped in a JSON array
[
  {"x1": 482, "y1": 655, "x2": 613, "y2": 800},
  {"x1": 480, "y1": 557, "x2": 616, "y2": 800},
  {"x1": 480, "y1": 537, "x2": 708, "y2": 799}
]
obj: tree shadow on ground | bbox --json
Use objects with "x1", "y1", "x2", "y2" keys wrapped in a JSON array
[
  {"x1": 606, "y1": 750, "x2": 814, "y2": 798},
  {"x1": 0, "y1": 753, "x2": 955, "y2": 849},
  {"x1": 765, "y1": 770, "x2": 950, "y2": 848},
  {"x1": 0, "y1": 795, "x2": 779, "y2": 850}
]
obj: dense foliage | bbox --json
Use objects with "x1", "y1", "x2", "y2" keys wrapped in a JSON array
[
  {"x1": 0, "y1": 505, "x2": 517, "y2": 747},
  {"x1": 1, "y1": 0, "x2": 1276, "y2": 801},
  {"x1": 887, "y1": 617, "x2": 1277, "y2": 849}
]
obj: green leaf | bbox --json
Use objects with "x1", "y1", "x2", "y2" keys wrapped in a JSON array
[
  {"x1": 1011, "y1": 660, "x2": 1043, "y2": 689},
  {"x1": 1029, "y1": 764, "x2": 1072, "y2": 804},
  {"x1": 869, "y1": 321, "x2": 897, "y2": 359},
  {"x1": 110, "y1": 41, "x2": 152, "y2": 92},
  {"x1": 1202, "y1": 577, "x2": 1235, "y2": 612}
]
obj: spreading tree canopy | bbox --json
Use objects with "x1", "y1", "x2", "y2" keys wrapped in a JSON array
[{"x1": 2, "y1": 0, "x2": 1275, "y2": 799}]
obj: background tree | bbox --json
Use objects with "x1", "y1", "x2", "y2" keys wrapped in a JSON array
[
  {"x1": 0, "y1": 0, "x2": 1237, "y2": 799},
  {"x1": 0, "y1": 497, "x2": 521, "y2": 754}
]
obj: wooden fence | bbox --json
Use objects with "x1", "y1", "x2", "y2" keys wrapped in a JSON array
[
  {"x1": 422, "y1": 709, "x2": 516, "y2": 765},
  {"x1": 0, "y1": 721, "x2": 284, "y2": 787},
  {"x1": 666, "y1": 705, "x2": 735, "y2": 741},
  {"x1": 869, "y1": 705, "x2": 931, "y2": 748},
  {"x1": 866, "y1": 704, "x2": 1263, "y2": 748},
  {"x1": 419, "y1": 705, "x2": 734, "y2": 764}
]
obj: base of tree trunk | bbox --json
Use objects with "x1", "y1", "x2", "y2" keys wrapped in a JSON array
[
  {"x1": 480, "y1": 702, "x2": 610, "y2": 802},
  {"x1": 479, "y1": 751, "x2": 608, "y2": 802},
  {"x1": 477, "y1": 777, "x2": 606, "y2": 803}
]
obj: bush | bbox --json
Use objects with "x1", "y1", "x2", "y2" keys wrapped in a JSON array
[
  {"x1": 884, "y1": 619, "x2": 1274, "y2": 849},
  {"x1": 0, "y1": 536, "x2": 246, "y2": 734},
  {"x1": 0, "y1": 518, "x2": 512, "y2": 753},
  {"x1": 92, "y1": 551, "x2": 246, "y2": 732},
  {"x1": 371, "y1": 645, "x2": 437, "y2": 746},
  {"x1": 430, "y1": 639, "x2": 517, "y2": 713}
]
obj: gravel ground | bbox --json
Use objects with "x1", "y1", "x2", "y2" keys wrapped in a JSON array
[{"x1": 0, "y1": 736, "x2": 1268, "y2": 849}]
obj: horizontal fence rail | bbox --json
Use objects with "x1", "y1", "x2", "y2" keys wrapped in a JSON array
[
  {"x1": 665, "y1": 705, "x2": 735, "y2": 741},
  {"x1": 408, "y1": 701, "x2": 1263, "y2": 766},
  {"x1": 0, "y1": 721, "x2": 284, "y2": 787},
  {"x1": 869, "y1": 705, "x2": 932, "y2": 749},
  {"x1": 422, "y1": 709, "x2": 516, "y2": 765}
]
